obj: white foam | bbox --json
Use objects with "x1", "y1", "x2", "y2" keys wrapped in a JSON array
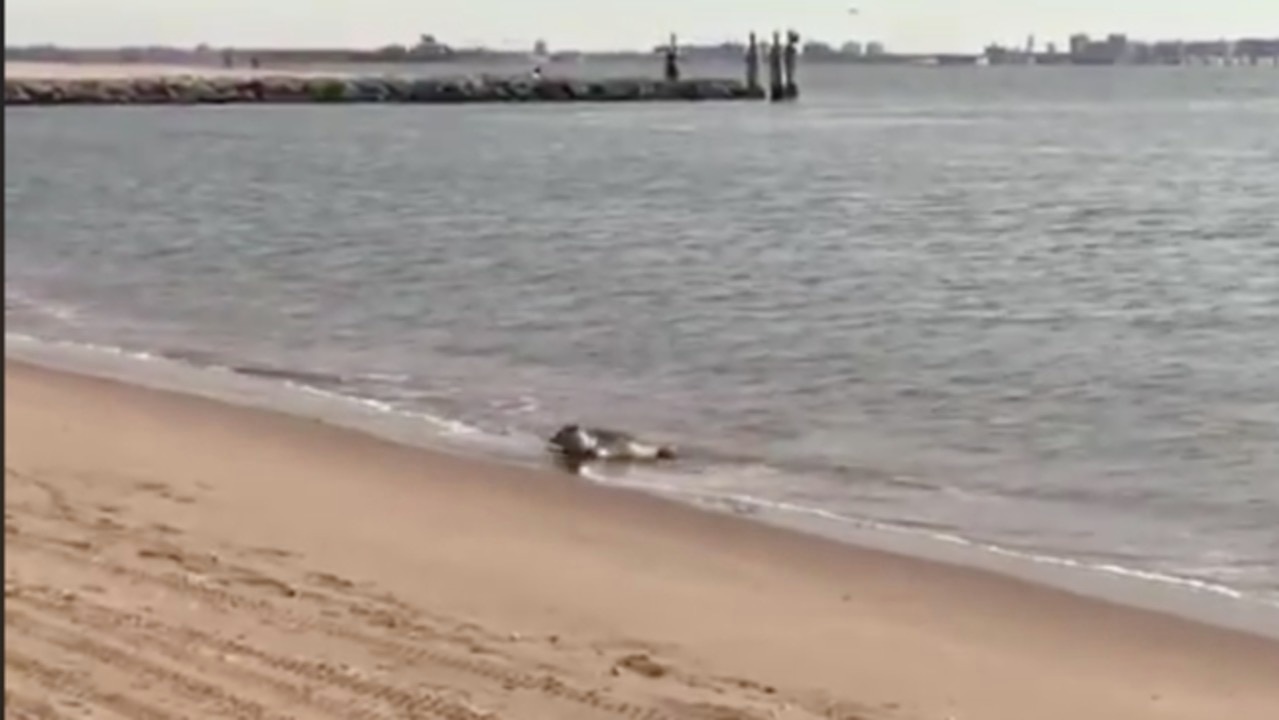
[
  {"x1": 578, "y1": 464, "x2": 1272, "y2": 608},
  {"x1": 283, "y1": 380, "x2": 484, "y2": 438},
  {"x1": 5, "y1": 331, "x2": 498, "y2": 447},
  {"x1": 7, "y1": 332, "x2": 162, "y2": 362},
  {"x1": 5, "y1": 288, "x2": 83, "y2": 324}
]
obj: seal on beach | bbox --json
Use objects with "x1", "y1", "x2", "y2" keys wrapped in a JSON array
[{"x1": 547, "y1": 424, "x2": 676, "y2": 464}]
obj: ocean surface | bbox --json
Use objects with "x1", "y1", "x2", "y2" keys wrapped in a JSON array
[{"x1": 7, "y1": 64, "x2": 1279, "y2": 627}]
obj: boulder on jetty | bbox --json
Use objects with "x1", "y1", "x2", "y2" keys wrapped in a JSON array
[{"x1": 4, "y1": 74, "x2": 765, "y2": 106}]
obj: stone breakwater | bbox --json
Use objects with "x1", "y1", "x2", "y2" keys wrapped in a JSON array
[{"x1": 4, "y1": 74, "x2": 766, "y2": 105}]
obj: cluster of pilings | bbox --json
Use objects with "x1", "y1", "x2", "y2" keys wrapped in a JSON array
[
  {"x1": 661, "y1": 30, "x2": 800, "y2": 101},
  {"x1": 743, "y1": 30, "x2": 801, "y2": 102}
]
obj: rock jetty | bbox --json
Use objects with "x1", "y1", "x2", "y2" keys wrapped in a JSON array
[{"x1": 4, "y1": 74, "x2": 766, "y2": 106}]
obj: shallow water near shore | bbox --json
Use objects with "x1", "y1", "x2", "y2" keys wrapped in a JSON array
[{"x1": 6, "y1": 63, "x2": 1279, "y2": 630}]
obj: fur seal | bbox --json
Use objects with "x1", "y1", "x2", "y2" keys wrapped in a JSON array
[{"x1": 547, "y1": 424, "x2": 676, "y2": 463}]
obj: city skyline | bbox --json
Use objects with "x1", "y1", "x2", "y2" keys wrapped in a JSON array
[{"x1": 6, "y1": 0, "x2": 1279, "y2": 54}]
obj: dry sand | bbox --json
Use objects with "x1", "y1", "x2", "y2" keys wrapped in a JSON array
[{"x1": 5, "y1": 359, "x2": 1279, "y2": 720}]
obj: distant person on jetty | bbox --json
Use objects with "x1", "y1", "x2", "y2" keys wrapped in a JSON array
[{"x1": 664, "y1": 34, "x2": 681, "y2": 82}]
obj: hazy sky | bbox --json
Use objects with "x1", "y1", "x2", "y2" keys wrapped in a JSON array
[{"x1": 6, "y1": 1, "x2": 1278, "y2": 53}]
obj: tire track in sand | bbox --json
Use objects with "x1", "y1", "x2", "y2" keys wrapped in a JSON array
[
  {"x1": 6, "y1": 533, "x2": 692, "y2": 720},
  {"x1": 2, "y1": 688, "x2": 74, "y2": 720},
  {"x1": 7, "y1": 584, "x2": 497, "y2": 720},
  {"x1": 6, "y1": 606, "x2": 296, "y2": 720},
  {"x1": 4, "y1": 648, "x2": 180, "y2": 720},
  {"x1": 4, "y1": 465, "x2": 862, "y2": 720}
]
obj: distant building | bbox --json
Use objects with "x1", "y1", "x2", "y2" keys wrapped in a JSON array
[
  {"x1": 802, "y1": 41, "x2": 837, "y2": 57},
  {"x1": 1105, "y1": 33, "x2": 1130, "y2": 61},
  {"x1": 1069, "y1": 34, "x2": 1090, "y2": 57},
  {"x1": 865, "y1": 41, "x2": 885, "y2": 56},
  {"x1": 1236, "y1": 37, "x2": 1279, "y2": 63},
  {"x1": 1184, "y1": 40, "x2": 1231, "y2": 60},
  {"x1": 409, "y1": 34, "x2": 452, "y2": 58},
  {"x1": 1149, "y1": 41, "x2": 1186, "y2": 64},
  {"x1": 533, "y1": 39, "x2": 548, "y2": 56},
  {"x1": 652, "y1": 41, "x2": 746, "y2": 60},
  {"x1": 983, "y1": 44, "x2": 1015, "y2": 64},
  {"x1": 374, "y1": 43, "x2": 408, "y2": 59},
  {"x1": 1067, "y1": 32, "x2": 1129, "y2": 64},
  {"x1": 840, "y1": 41, "x2": 863, "y2": 56},
  {"x1": 1059, "y1": 31, "x2": 1279, "y2": 65}
]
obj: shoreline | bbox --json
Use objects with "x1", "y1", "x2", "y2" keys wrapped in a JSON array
[
  {"x1": 7, "y1": 356, "x2": 1279, "y2": 719},
  {"x1": 8, "y1": 331, "x2": 1279, "y2": 639}
]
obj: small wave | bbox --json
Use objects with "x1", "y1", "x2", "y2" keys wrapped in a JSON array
[
  {"x1": 486, "y1": 394, "x2": 541, "y2": 415},
  {"x1": 281, "y1": 381, "x2": 486, "y2": 438},
  {"x1": 673, "y1": 443, "x2": 948, "y2": 496},
  {"x1": 357, "y1": 372, "x2": 413, "y2": 385},
  {"x1": 157, "y1": 348, "x2": 233, "y2": 369},
  {"x1": 4, "y1": 288, "x2": 83, "y2": 325},
  {"x1": 578, "y1": 464, "x2": 1268, "y2": 607},
  {"x1": 6, "y1": 332, "x2": 163, "y2": 363},
  {"x1": 164, "y1": 352, "x2": 410, "y2": 391},
  {"x1": 231, "y1": 363, "x2": 348, "y2": 387},
  {"x1": 5, "y1": 331, "x2": 499, "y2": 446}
]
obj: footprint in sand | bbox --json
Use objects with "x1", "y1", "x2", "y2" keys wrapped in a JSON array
[
  {"x1": 133, "y1": 480, "x2": 170, "y2": 495},
  {"x1": 613, "y1": 653, "x2": 668, "y2": 679},
  {"x1": 225, "y1": 570, "x2": 298, "y2": 598},
  {"x1": 133, "y1": 480, "x2": 196, "y2": 504},
  {"x1": 136, "y1": 545, "x2": 219, "y2": 574},
  {"x1": 305, "y1": 571, "x2": 357, "y2": 591},
  {"x1": 237, "y1": 546, "x2": 298, "y2": 561},
  {"x1": 94, "y1": 516, "x2": 126, "y2": 531}
]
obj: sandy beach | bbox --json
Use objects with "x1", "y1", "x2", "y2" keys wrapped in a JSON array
[{"x1": 5, "y1": 359, "x2": 1279, "y2": 720}]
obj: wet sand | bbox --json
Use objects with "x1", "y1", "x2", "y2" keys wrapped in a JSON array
[{"x1": 5, "y1": 359, "x2": 1279, "y2": 720}]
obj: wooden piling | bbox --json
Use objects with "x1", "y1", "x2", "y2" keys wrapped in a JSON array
[
  {"x1": 745, "y1": 32, "x2": 761, "y2": 93},
  {"x1": 768, "y1": 30, "x2": 785, "y2": 102},
  {"x1": 783, "y1": 30, "x2": 800, "y2": 100}
]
